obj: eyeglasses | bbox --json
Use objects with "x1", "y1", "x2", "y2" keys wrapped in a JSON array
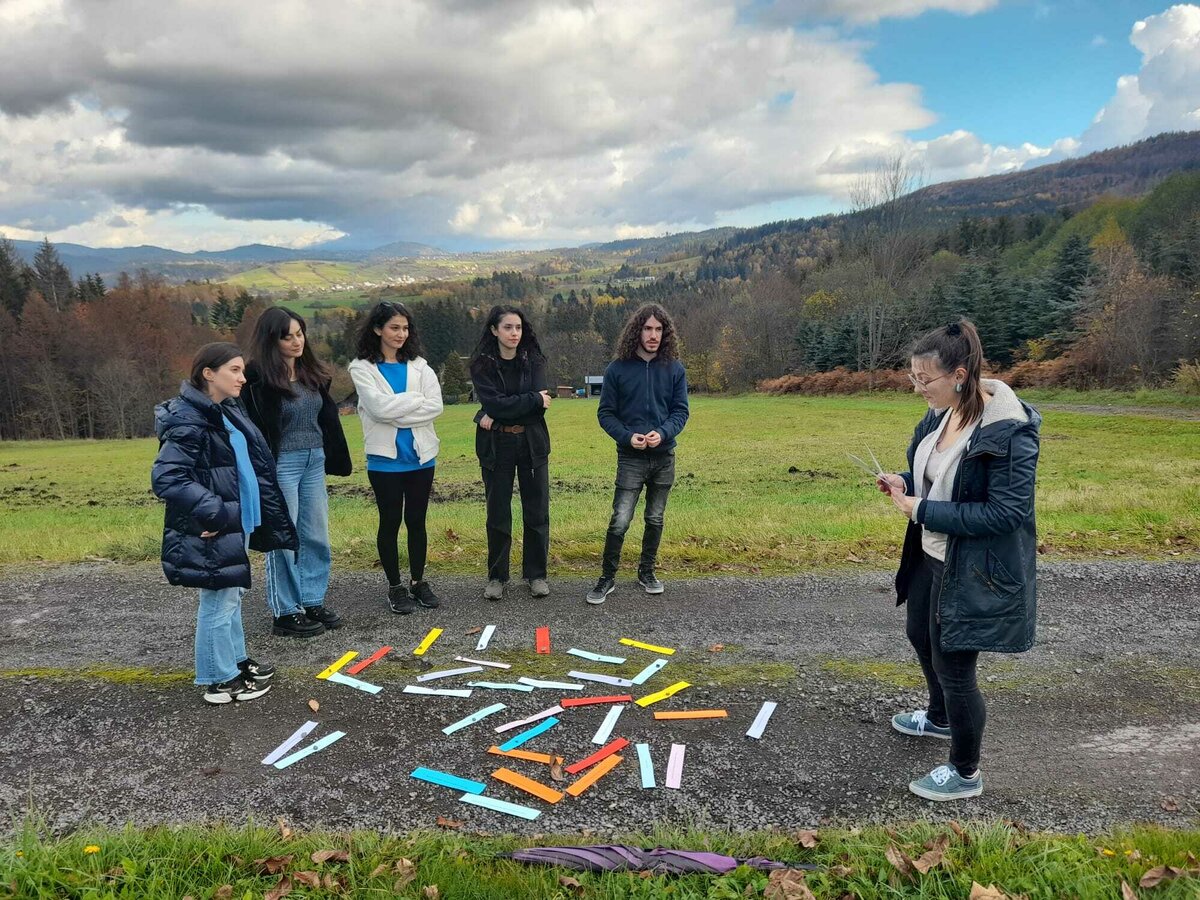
[{"x1": 907, "y1": 372, "x2": 951, "y2": 389}]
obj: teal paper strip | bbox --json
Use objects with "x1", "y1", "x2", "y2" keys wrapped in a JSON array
[
  {"x1": 497, "y1": 716, "x2": 559, "y2": 751},
  {"x1": 458, "y1": 792, "x2": 541, "y2": 820},
  {"x1": 443, "y1": 703, "x2": 507, "y2": 735},
  {"x1": 410, "y1": 767, "x2": 486, "y2": 794},
  {"x1": 631, "y1": 658, "x2": 669, "y2": 685},
  {"x1": 636, "y1": 742, "x2": 656, "y2": 788}
]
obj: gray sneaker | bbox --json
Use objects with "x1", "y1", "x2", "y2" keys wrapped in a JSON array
[
  {"x1": 908, "y1": 764, "x2": 983, "y2": 802},
  {"x1": 892, "y1": 710, "x2": 951, "y2": 740},
  {"x1": 637, "y1": 570, "x2": 664, "y2": 594},
  {"x1": 483, "y1": 580, "x2": 505, "y2": 601},
  {"x1": 586, "y1": 577, "x2": 615, "y2": 605},
  {"x1": 528, "y1": 578, "x2": 550, "y2": 598}
]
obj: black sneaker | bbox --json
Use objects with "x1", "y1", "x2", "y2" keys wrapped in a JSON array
[
  {"x1": 388, "y1": 583, "x2": 415, "y2": 615},
  {"x1": 203, "y1": 678, "x2": 271, "y2": 705},
  {"x1": 637, "y1": 570, "x2": 665, "y2": 594},
  {"x1": 237, "y1": 657, "x2": 275, "y2": 681},
  {"x1": 411, "y1": 580, "x2": 441, "y2": 609},
  {"x1": 303, "y1": 604, "x2": 343, "y2": 630},
  {"x1": 272, "y1": 612, "x2": 325, "y2": 638},
  {"x1": 586, "y1": 577, "x2": 615, "y2": 605}
]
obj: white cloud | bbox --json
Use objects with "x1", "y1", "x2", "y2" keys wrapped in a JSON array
[
  {"x1": 1090, "y1": 33, "x2": 1108, "y2": 47},
  {"x1": 763, "y1": 0, "x2": 999, "y2": 24}
]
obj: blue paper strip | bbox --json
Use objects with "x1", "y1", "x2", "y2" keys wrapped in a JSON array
[
  {"x1": 568, "y1": 648, "x2": 627, "y2": 664},
  {"x1": 410, "y1": 767, "x2": 487, "y2": 794},
  {"x1": 458, "y1": 792, "x2": 541, "y2": 820},
  {"x1": 497, "y1": 716, "x2": 560, "y2": 751},
  {"x1": 273, "y1": 731, "x2": 346, "y2": 770},
  {"x1": 443, "y1": 703, "x2": 507, "y2": 735},
  {"x1": 631, "y1": 658, "x2": 669, "y2": 685},
  {"x1": 636, "y1": 742, "x2": 656, "y2": 788}
]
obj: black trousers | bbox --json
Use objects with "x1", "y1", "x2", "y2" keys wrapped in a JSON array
[
  {"x1": 481, "y1": 432, "x2": 549, "y2": 583},
  {"x1": 367, "y1": 467, "x2": 435, "y2": 585},
  {"x1": 905, "y1": 552, "x2": 986, "y2": 774},
  {"x1": 601, "y1": 450, "x2": 675, "y2": 580}
]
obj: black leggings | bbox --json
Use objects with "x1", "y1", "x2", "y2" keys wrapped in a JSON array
[{"x1": 367, "y1": 468, "x2": 435, "y2": 585}]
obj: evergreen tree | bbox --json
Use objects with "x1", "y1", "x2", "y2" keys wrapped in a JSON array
[
  {"x1": 440, "y1": 353, "x2": 470, "y2": 404},
  {"x1": 232, "y1": 288, "x2": 253, "y2": 326},
  {"x1": 0, "y1": 238, "x2": 31, "y2": 318},
  {"x1": 210, "y1": 288, "x2": 234, "y2": 331},
  {"x1": 1045, "y1": 234, "x2": 1093, "y2": 337},
  {"x1": 32, "y1": 238, "x2": 73, "y2": 312}
]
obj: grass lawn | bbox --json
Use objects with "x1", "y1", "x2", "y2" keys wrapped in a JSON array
[
  {"x1": 1, "y1": 394, "x2": 1196, "y2": 574},
  {"x1": 4, "y1": 821, "x2": 1198, "y2": 899}
]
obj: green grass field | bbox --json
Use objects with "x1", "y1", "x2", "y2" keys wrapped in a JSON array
[{"x1": 1, "y1": 395, "x2": 1196, "y2": 574}]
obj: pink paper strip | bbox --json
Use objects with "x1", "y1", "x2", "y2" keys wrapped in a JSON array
[
  {"x1": 493, "y1": 705, "x2": 564, "y2": 734},
  {"x1": 665, "y1": 743, "x2": 686, "y2": 790}
]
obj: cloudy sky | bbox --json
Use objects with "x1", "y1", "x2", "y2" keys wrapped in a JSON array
[{"x1": 0, "y1": 0, "x2": 1197, "y2": 251}]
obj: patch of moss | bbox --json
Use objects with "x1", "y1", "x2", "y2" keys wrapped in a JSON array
[
  {"x1": 821, "y1": 658, "x2": 926, "y2": 688},
  {"x1": 0, "y1": 667, "x2": 191, "y2": 686}
]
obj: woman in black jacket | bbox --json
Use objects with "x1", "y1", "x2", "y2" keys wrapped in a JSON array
[
  {"x1": 878, "y1": 319, "x2": 1041, "y2": 801},
  {"x1": 152, "y1": 342, "x2": 298, "y2": 705},
  {"x1": 469, "y1": 306, "x2": 552, "y2": 601},
  {"x1": 242, "y1": 308, "x2": 351, "y2": 639}
]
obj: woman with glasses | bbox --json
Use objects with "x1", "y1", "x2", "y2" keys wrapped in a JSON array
[
  {"x1": 876, "y1": 319, "x2": 1041, "y2": 801},
  {"x1": 348, "y1": 302, "x2": 445, "y2": 615}
]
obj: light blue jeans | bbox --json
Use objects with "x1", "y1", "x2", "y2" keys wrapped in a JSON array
[
  {"x1": 195, "y1": 539, "x2": 250, "y2": 686},
  {"x1": 265, "y1": 447, "x2": 332, "y2": 617}
]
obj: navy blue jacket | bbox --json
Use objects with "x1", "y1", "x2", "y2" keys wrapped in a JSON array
[
  {"x1": 151, "y1": 382, "x2": 298, "y2": 590},
  {"x1": 894, "y1": 381, "x2": 1041, "y2": 653},
  {"x1": 597, "y1": 357, "x2": 689, "y2": 453}
]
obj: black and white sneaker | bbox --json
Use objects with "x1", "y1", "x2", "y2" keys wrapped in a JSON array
[
  {"x1": 237, "y1": 657, "x2": 275, "y2": 681},
  {"x1": 585, "y1": 577, "x2": 615, "y2": 605},
  {"x1": 303, "y1": 604, "x2": 344, "y2": 630},
  {"x1": 411, "y1": 580, "x2": 442, "y2": 609},
  {"x1": 388, "y1": 583, "x2": 415, "y2": 615},
  {"x1": 637, "y1": 570, "x2": 665, "y2": 594},
  {"x1": 203, "y1": 678, "x2": 271, "y2": 705}
]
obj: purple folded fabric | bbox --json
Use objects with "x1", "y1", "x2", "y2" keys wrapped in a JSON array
[{"x1": 505, "y1": 845, "x2": 811, "y2": 874}]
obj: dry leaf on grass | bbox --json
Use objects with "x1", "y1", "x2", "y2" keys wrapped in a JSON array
[
  {"x1": 924, "y1": 833, "x2": 951, "y2": 853},
  {"x1": 213, "y1": 886, "x2": 233, "y2": 900},
  {"x1": 436, "y1": 816, "x2": 464, "y2": 830},
  {"x1": 1140, "y1": 865, "x2": 1187, "y2": 888},
  {"x1": 912, "y1": 847, "x2": 946, "y2": 874},
  {"x1": 557, "y1": 874, "x2": 585, "y2": 894},
  {"x1": 845, "y1": 553, "x2": 864, "y2": 563},
  {"x1": 323, "y1": 873, "x2": 345, "y2": 893},
  {"x1": 292, "y1": 872, "x2": 320, "y2": 888},
  {"x1": 708, "y1": 643, "x2": 725, "y2": 653},
  {"x1": 764, "y1": 868, "x2": 816, "y2": 900},
  {"x1": 885, "y1": 844, "x2": 915, "y2": 878},
  {"x1": 1121, "y1": 881, "x2": 1138, "y2": 900},
  {"x1": 465, "y1": 626, "x2": 482, "y2": 635},
  {"x1": 445, "y1": 528, "x2": 460, "y2": 542},
  {"x1": 794, "y1": 829, "x2": 818, "y2": 849},
  {"x1": 310, "y1": 849, "x2": 350, "y2": 864},
  {"x1": 423, "y1": 886, "x2": 440, "y2": 899},
  {"x1": 277, "y1": 817, "x2": 293, "y2": 841},
  {"x1": 307, "y1": 699, "x2": 320, "y2": 713},
  {"x1": 253, "y1": 855, "x2": 293, "y2": 874},
  {"x1": 969, "y1": 884, "x2": 1008, "y2": 900},
  {"x1": 264, "y1": 875, "x2": 292, "y2": 900},
  {"x1": 827, "y1": 864, "x2": 853, "y2": 878},
  {"x1": 949, "y1": 820, "x2": 970, "y2": 843}
]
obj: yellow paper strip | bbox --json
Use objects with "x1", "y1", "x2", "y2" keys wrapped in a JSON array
[
  {"x1": 565, "y1": 754, "x2": 623, "y2": 797},
  {"x1": 635, "y1": 680, "x2": 690, "y2": 708},
  {"x1": 413, "y1": 628, "x2": 443, "y2": 656},
  {"x1": 619, "y1": 637, "x2": 676, "y2": 655},
  {"x1": 315, "y1": 651, "x2": 359, "y2": 680},
  {"x1": 653, "y1": 709, "x2": 728, "y2": 720}
]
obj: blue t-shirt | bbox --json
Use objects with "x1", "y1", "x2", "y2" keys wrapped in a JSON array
[
  {"x1": 223, "y1": 414, "x2": 262, "y2": 535},
  {"x1": 366, "y1": 362, "x2": 436, "y2": 473}
]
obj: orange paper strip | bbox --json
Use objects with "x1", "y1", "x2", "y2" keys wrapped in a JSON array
[
  {"x1": 653, "y1": 709, "x2": 729, "y2": 720},
  {"x1": 346, "y1": 645, "x2": 392, "y2": 675},
  {"x1": 564, "y1": 737, "x2": 629, "y2": 775},
  {"x1": 565, "y1": 753, "x2": 623, "y2": 797},
  {"x1": 492, "y1": 767, "x2": 564, "y2": 804},
  {"x1": 535, "y1": 627, "x2": 550, "y2": 654},
  {"x1": 487, "y1": 746, "x2": 563, "y2": 765},
  {"x1": 560, "y1": 695, "x2": 633, "y2": 708}
]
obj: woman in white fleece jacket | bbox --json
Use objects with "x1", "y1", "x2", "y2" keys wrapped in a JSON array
[{"x1": 348, "y1": 302, "x2": 444, "y2": 615}]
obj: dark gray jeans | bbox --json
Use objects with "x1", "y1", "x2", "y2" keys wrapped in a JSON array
[{"x1": 601, "y1": 450, "x2": 675, "y2": 580}]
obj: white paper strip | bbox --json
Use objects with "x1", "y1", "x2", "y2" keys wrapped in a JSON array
[
  {"x1": 636, "y1": 742, "x2": 656, "y2": 788},
  {"x1": 494, "y1": 705, "x2": 564, "y2": 734},
  {"x1": 273, "y1": 730, "x2": 346, "y2": 770},
  {"x1": 568, "y1": 648, "x2": 626, "y2": 664},
  {"x1": 416, "y1": 666, "x2": 485, "y2": 682},
  {"x1": 665, "y1": 742, "x2": 686, "y2": 789},
  {"x1": 475, "y1": 625, "x2": 496, "y2": 651},
  {"x1": 403, "y1": 685, "x2": 473, "y2": 698},
  {"x1": 569, "y1": 670, "x2": 635, "y2": 688},
  {"x1": 261, "y1": 721, "x2": 318, "y2": 765},
  {"x1": 591, "y1": 704, "x2": 625, "y2": 745},
  {"x1": 468, "y1": 681, "x2": 534, "y2": 692},
  {"x1": 455, "y1": 656, "x2": 511, "y2": 670},
  {"x1": 518, "y1": 677, "x2": 584, "y2": 691},
  {"x1": 458, "y1": 792, "x2": 541, "y2": 820},
  {"x1": 631, "y1": 658, "x2": 669, "y2": 685},
  {"x1": 442, "y1": 702, "x2": 507, "y2": 735},
  {"x1": 326, "y1": 671, "x2": 383, "y2": 694},
  {"x1": 746, "y1": 701, "x2": 777, "y2": 740}
]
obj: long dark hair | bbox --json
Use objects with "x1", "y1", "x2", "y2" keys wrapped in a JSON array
[
  {"x1": 613, "y1": 302, "x2": 678, "y2": 362},
  {"x1": 911, "y1": 318, "x2": 986, "y2": 425},
  {"x1": 249, "y1": 306, "x2": 331, "y2": 397},
  {"x1": 469, "y1": 305, "x2": 545, "y2": 377},
  {"x1": 355, "y1": 301, "x2": 423, "y2": 363},
  {"x1": 189, "y1": 342, "x2": 243, "y2": 392}
]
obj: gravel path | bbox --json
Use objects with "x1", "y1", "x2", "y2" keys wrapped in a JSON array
[{"x1": 1, "y1": 561, "x2": 1198, "y2": 836}]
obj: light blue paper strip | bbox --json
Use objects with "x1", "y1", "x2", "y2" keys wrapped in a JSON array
[
  {"x1": 273, "y1": 730, "x2": 346, "y2": 770},
  {"x1": 518, "y1": 677, "x2": 584, "y2": 690},
  {"x1": 443, "y1": 702, "x2": 508, "y2": 735},
  {"x1": 591, "y1": 704, "x2": 625, "y2": 745},
  {"x1": 568, "y1": 648, "x2": 627, "y2": 664},
  {"x1": 458, "y1": 792, "x2": 541, "y2": 820},
  {"x1": 475, "y1": 624, "x2": 496, "y2": 651},
  {"x1": 326, "y1": 671, "x2": 382, "y2": 694},
  {"x1": 262, "y1": 720, "x2": 318, "y2": 765},
  {"x1": 569, "y1": 670, "x2": 635, "y2": 688},
  {"x1": 636, "y1": 743, "x2": 656, "y2": 788},
  {"x1": 468, "y1": 681, "x2": 534, "y2": 692},
  {"x1": 631, "y1": 658, "x2": 669, "y2": 686},
  {"x1": 410, "y1": 767, "x2": 486, "y2": 794},
  {"x1": 746, "y1": 701, "x2": 777, "y2": 740},
  {"x1": 498, "y1": 716, "x2": 560, "y2": 751},
  {"x1": 417, "y1": 666, "x2": 485, "y2": 682}
]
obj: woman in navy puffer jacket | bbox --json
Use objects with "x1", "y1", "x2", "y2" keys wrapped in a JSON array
[{"x1": 152, "y1": 342, "x2": 297, "y2": 705}]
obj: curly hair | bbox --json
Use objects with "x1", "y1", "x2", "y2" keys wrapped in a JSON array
[
  {"x1": 469, "y1": 305, "x2": 545, "y2": 377},
  {"x1": 613, "y1": 302, "x2": 678, "y2": 362},
  {"x1": 355, "y1": 301, "x2": 423, "y2": 363}
]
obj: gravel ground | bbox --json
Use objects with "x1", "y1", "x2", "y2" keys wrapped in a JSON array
[{"x1": 1, "y1": 560, "x2": 1198, "y2": 836}]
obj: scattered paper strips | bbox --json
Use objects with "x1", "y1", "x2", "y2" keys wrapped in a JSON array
[
  {"x1": 746, "y1": 701, "x2": 777, "y2": 740},
  {"x1": 565, "y1": 754, "x2": 623, "y2": 797},
  {"x1": 494, "y1": 705, "x2": 563, "y2": 733},
  {"x1": 591, "y1": 705, "x2": 626, "y2": 745},
  {"x1": 403, "y1": 685, "x2": 473, "y2": 698},
  {"x1": 568, "y1": 670, "x2": 635, "y2": 688},
  {"x1": 455, "y1": 656, "x2": 511, "y2": 670},
  {"x1": 653, "y1": 709, "x2": 727, "y2": 720},
  {"x1": 273, "y1": 731, "x2": 345, "y2": 770},
  {"x1": 475, "y1": 625, "x2": 496, "y2": 651},
  {"x1": 416, "y1": 666, "x2": 485, "y2": 682},
  {"x1": 326, "y1": 671, "x2": 382, "y2": 694},
  {"x1": 665, "y1": 743, "x2": 686, "y2": 789},
  {"x1": 262, "y1": 721, "x2": 318, "y2": 766},
  {"x1": 413, "y1": 628, "x2": 443, "y2": 656},
  {"x1": 410, "y1": 767, "x2": 486, "y2": 795},
  {"x1": 487, "y1": 746, "x2": 563, "y2": 765},
  {"x1": 315, "y1": 651, "x2": 358, "y2": 680},
  {"x1": 497, "y1": 716, "x2": 560, "y2": 751},
  {"x1": 535, "y1": 627, "x2": 551, "y2": 655},
  {"x1": 631, "y1": 658, "x2": 669, "y2": 685},
  {"x1": 636, "y1": 743, "x2": 656, "y2": 788},
  {"x1": 442, "y1": 703, "x2": 507, "y2": 735},
  {"x1": 619, "y1": 638, "x2": 676, "y2": 655},
  {"x1": 491, "y1": 767, "x2": 564, "y2": 804},
  {"x1": 560, "y1": 695, "x2": 632, "y2": 708},
  {"x1": 565, "y1": 738, "x2": 629, "y2": 775},
  {"x1": 567, "y1": 648, "x2": 626, "y2": 664},
  {"x1": 458, "y1": 792, "x2": 541, "y2": 820},
  {"x1": 468, "y1": 681, "x2": 534, "y2": 692},
  {"x1": 518, "y1": 677, "x2": 584, "y2": 691},
  {"x1": 346, "y1": 646, "x2": 391, "y2": 675},
  {"x1": 635, "y1": 681, "x2": 690, "y2": 708}
]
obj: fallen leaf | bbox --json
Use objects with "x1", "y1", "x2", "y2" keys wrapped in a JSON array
[
  {"x1": 885, "y1": 844, "x2": 915, "y2": 878},
  {"x1": 213, "y1": 888, "x2": 234, "y2": 900},
  {"x1": 638, "y1": 870, "x2": 654, "y2": 879},
  {"x1": 828, "y1": 865, "x2": 853, "y2": 878},
  {"x1": 370, "y1": 864, "x2": 389, "y2": 879},
  {"x1": 253, "y1": 855, "x2": 294, "y2": 875},
  {"x1": 969, "y1": 885, "x2": 1007, "y2": 900},
  {"x1": 744, "y1": 882, "x2": 759, "y2": 897},
  {"x1": 924, "y1": 834, "x2": 951, "y2": 853},
  {"x1": 558, "y1": 874, "x2": 585, "y2": 894},
  {"x1": 1161, "y1": 796, "x2": 1180, "y2": 812},
  {"x1": 277, "y1": 817, "x2": 293, "y2": 841},
  {"x1": 394, "y1": 858, "x2": 417, "y2": 889},
  {"x1": 311, "y1": 849, "x2": 350, "y2": 864},
  {"x1": 550, "y1": 759, "x2": 566, "y2": 783},
  {"x1": 445, "y1": 527, "x2": 460, "y2": 542},
  {"x1": 199, "y1": 766, "x2": 221, "y2": 777},
  {"x1": 308, "y1": 699, "x2": 320, "y2": 713},
  {"x1": 845, "y1": 553, "x2": 864, "y2": 563},
  {"x1": 103, "y1": 867, "x2": 125, "y2": 879},
  {"x1": 322, "y1": 873, "x2": 344, "y2": 893},
  {"x1": 708, "y1": 643, "x2": 725, "y2": 653},
  {"x1": 795, "y1": 829, "x2": 819, "y2": 849},
  {"x1": 264, "y1": 875, "x2": 292, "y2": 900},
  {"x1": 436, "y1": 816, "x2": 464, "y2": 830},
  {"x1": 465, "y1": 626, "x2": 482, "y2": 635},
  {"x1": 912, "y1": 847, "x2": 945, "y2": 874},
  {"x1": 764, "y1": 868, "x2": 816, "y2": 900},
  {"x1": 422, "y1": 886, "x2": 440, "y2": 899},
  {"x1": 1140, "y1": 865, "x2": 1186, "y2": 888},
  {"x1": 949, "y1": 820, "x2": 970, "y2": 843},
  {"x1": 1121, "y1": 881, "x2": 1138, "y2": 900},
  {"x1": 223, "y1": 855, "x2": 244, "y2": 868},
  {"x1": 292, "y1": 872, "x2": 320, "y2": 888}
]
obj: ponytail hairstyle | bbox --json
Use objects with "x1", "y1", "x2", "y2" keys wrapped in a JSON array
[
  {"x1": 355, "y1": 301, "x2": 423, "y2": 363},
  {"x1": 248, "y1": 306, "x2": 331, "y2": 398},
  {"x1": 469, "y1": 305, "x2": 545, "y2": 378},
  {"x1": 911, "y1": 318, "x2": 986, "y2": 425},
  {"x1": 189, "y1": 342, "x2": 243, "y2": 392}
]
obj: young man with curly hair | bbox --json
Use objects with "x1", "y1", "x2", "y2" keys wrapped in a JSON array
[{"x1": 586, "y1": 303, "x2": 690, "y2": 605}]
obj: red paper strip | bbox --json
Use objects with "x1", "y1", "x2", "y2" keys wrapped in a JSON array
[
  {"x1": 535, "y1": 627, "x2": 550, "y2": 655},
  {"x1": 564, "y1": 737, "x2": 629, "y2": 775},
  {"x1": 346, "y1": 645, "x2": 392, "y2": 675},
  {"x1": 560, "y1": 695, "x2": 633, "y2": 708}
]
